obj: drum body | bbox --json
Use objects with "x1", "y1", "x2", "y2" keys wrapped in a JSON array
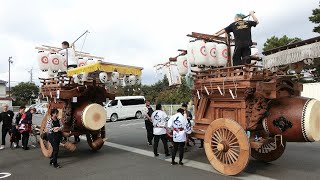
[
  {"x1": 263, "y1": 97, "x2": 320, "y2": 142},
  {"x1": 73, "y1": 103, "x2": 107, "y2": 131},
  {"x1": 216, "y1": 44, "x2": 228, "y2": 67},
  {"x1": 205, "y1": 42, "x2": 217, "y2": 66},
  {"x1": 193, "y1": 40, "x2": 207, "y2": 66},
  {"x1": 177, "y1": 55, "x2": 188, "y2": 75}
]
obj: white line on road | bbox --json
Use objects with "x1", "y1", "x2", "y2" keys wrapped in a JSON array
[
  {"x1": 120, "y1": 122, "x2": 144, "y2": 127},
  {"x1": 0, "y1": 173, "x2": 11, "y2": 179},
  {"x1": 103, "y1": 141, "x2": 276, "y2": 180}
]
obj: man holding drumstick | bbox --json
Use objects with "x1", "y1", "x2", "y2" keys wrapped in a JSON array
[{"x1": 214, "y1": 11, "x2": 259, "y2": 66}]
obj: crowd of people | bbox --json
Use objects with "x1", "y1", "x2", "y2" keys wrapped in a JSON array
[
  {"x1": 0, "y1": 104, "x2": 36, "y2": 150},
  {"x1": 0, "y1": 103, "x2": 64, "y2": 168},
  {"x1": 144, "y1": 101, "x2": 202, "y2": 166}
]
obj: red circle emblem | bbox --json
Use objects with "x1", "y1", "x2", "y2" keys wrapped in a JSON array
[
  {"x1": 41, "y1": 56, "x2": 48, "y2": 64},
  {"x1": 210, "y1": 48, "x2": 217, "y2": 58},
  {"x1": 183, "y1": 59, "x2": 188, "y2": 68},
  {"x1": 63, "y1": 60, "x2": 67, "y2": 67},
  {"x1": 200, "y1": 46, "x2": 206, "y2": 56},
  {"x1": 222, "y1": 49, "x2": 228, "y2": 58},
  {"x1": 52, "y1": 58, "x2": 60, "y2": 65},
  {"x1": 79, "y1": 62, "x2": 85, "y2": 67}
]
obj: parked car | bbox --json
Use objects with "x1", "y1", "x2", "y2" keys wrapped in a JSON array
[
  {"x1": 37, "y1": 103, "x2": 48, "y2": 114},
  {"x1": 104, "y1": 96, "x2": 145, "y2": 122}
]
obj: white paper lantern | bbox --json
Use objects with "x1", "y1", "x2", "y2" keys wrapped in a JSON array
[
  {"x1": 187, "y1": 40, "x2": 196, "y2": 65},
  {"x1": 216, "y1": 44, "x2": 228, "y2": 67},
  {"x1": 128, "y1": 75, "x2": 136, "y2": 86},
  {"x1": 177, "y1": 55, "x2": 188, "y2": 76},
  {"x1": 77, "y1": 57, "x2": 87, "y2": 67},
  {"x1": 193, "y1": 40, "x2": 207, "y2": 66},
  {"x1": 37, "y1": 51, "x2": 50, "y2": 72},
  {"x1": 205, "y1": 42, "x2": 217, "y2": 66},
  {"x1": 99, "y1": 72, "x2": 108, "y2": 83},
  {"x1": 49, "y1": 52, "x2": 61, "y2": 72}
]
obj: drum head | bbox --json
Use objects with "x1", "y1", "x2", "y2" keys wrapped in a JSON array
[
  {"x1": 82, "y1": 103, "x2": 107, "y2": 131},
  {"x1": 303, "y1": 99, "x2": 320, "y2": 142}
]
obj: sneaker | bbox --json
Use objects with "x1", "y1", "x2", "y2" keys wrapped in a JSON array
[
  {"x1": 154, "y1": 153, "x2": 159, "y2": 157},
  {"x1": 165, "y1": 154, "x2": 171, "y2": 157},
  {"x1": 179, "y1": 162, "x2": 184, "y2": 166},
  {"x1": 13, "y1": 143, "x2": 17, "y2": 148},
  {"x1": 148, "y1": 143, "x2": 152, "y2": 146},
  {"x1": 0, "y1": 145, "x2": 4, "y2": 150},
  {"x1": 171, "y1": 162, "x2": 178, "y2": 165},
  {"x1": 54, "y1": 164, "x2": 61, "y2": 168},
  {"x1": 24, "y1": 147, "x2": 30, "y2": 150}
]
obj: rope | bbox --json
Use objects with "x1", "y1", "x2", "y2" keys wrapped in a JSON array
[{"x1": 80, "y1": 32, "x2": 88, "y2": 53}]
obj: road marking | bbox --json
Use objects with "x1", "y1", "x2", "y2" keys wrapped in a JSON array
[
  {"x1": 120, "y1": 122, "x2": 144, "y2": 127},
  {"x1": 0, "y1": 173, "x2": 11, "y2": 179},
  {"x1": 104, "y1": 141, "x2": 276, "y2": 180}
]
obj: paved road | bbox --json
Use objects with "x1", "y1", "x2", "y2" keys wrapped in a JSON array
[{"x1": 0, "y1": 114, "x2": 320, "y2": 180}]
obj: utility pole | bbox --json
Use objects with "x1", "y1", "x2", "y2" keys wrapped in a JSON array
[
  {"x1": 8, "y1": 57, "x2": 13, "y2": 97},
  {"x1": 28, "y1": 68, "x2": 33, "y2": 83}
]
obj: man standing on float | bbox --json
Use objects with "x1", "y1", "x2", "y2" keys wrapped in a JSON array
[{"x1": 214, "y1": 11, "x2": 259, "y2": 66}]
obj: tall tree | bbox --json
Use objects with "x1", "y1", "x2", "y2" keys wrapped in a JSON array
[
  {"x1": 263, "y1": 35, "x2": 301, "y2": 51},
  {"x1": 309, "y1": 2, "x2": 320, "y2": 33},
  {"x1": 11, "y1": 82, "x2": 39, "y2": 105}
]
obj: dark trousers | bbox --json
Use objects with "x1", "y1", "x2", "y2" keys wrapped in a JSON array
[
  {"x1": 74, "y1": 135, "x2": 80, "y2": 142},
  {"x1": 21, "y1": 132, "x2": 29, "y2": 149},
  {"x1": 172, "y1": 142, "x2": 185, "y2": 163},
  {"x1": 1, "y1": 126, "x2": 11, "y2": 145},
  {"x1": 153, "y1": 134, "x2": 169, "y2": 155},
  {"x1": 11, "y1": 126, "x2": 21, "y2": 144},
  {"x1": 48, "y1": 133, "x2": 61, "y2": 165},
  {"x1": 145, "y1": 120, "x2": 153, "y2": 144},
  {"x1": 233, "y1": 46, "x2": 251, "y2": 66}
]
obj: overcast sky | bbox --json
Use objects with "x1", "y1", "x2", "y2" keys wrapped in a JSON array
[{"x1": 0, "y1": 0, "x2": 319, "y2": 86}]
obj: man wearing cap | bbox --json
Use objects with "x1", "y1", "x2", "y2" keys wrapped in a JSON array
[
  {"x1": 0, "y1": 104, "x2": 14, "y2": 150},
  {"x1": 214, "y1": 11, "x2": 259, "y2": 66}
]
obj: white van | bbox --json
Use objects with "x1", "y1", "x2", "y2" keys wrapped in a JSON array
[{"x1": 104, "y1": 96, "x2": 146, "y2": 122}]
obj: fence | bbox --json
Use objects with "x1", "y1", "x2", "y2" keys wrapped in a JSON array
[{"x1": 151, "y1": 104, "x2": 194, "y2": 117}]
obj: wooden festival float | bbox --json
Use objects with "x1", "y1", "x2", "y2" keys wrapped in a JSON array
[
  {"x1": 157, "y1": 32, "x2": 320, "y2": 175},
  {"x1": 35, "y1": 41, "x2": 143, "y2": 157}
]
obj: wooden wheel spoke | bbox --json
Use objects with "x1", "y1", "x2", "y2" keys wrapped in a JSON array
[{"x1": 227, "y1": 151, "x2": 237, "y2": 163}]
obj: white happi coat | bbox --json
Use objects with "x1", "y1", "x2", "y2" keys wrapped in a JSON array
[
  {"x1": 59, "y1": 48, "x2": 76, "y2": 66},
  {"x1": 151, "y1": 110, "x2": 168, "y2": 135},
  {"x1": 167, "y1": 113, "x2": 191, "y2": 142}
]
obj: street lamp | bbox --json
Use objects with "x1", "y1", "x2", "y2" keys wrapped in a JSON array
[{"x1": 8, "y1": 57, "x2": 13, "y2": 97}]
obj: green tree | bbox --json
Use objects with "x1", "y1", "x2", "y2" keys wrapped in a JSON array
[
  {"x1": 11, "y1": 82, "x2": 39, "y2": 105},
  {"x1": 263, "y1": 35, "x2": 302, "y2": 51},
  {"x1": 309, "y1": 2, "x2": 320, "y2": 33}
]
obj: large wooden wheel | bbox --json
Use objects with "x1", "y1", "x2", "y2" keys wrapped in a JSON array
[
  {"x1": 251, "y1": 139, "x2": 286, "y2": 162},
  {"x1": 204, "y1": 118, "x2": 250, "y2": 176},
  {"x1": 39, "y1": 112, "x2": 53, "y2": 158}
]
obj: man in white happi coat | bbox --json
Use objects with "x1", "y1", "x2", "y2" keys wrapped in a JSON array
[
  {"x1": 151, "y1": 104, "x2": 170, "y2": 157},
  {"x1": 167, "y1": 108, "x2": 192, "y2": 165}
]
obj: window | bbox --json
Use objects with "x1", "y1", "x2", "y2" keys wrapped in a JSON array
[
  {"x1": 110, "y1": 100, "x2": 118, "y2": 106},
  {"x1": 120, "y1": 99, "x2": 145, "y2": 106}
]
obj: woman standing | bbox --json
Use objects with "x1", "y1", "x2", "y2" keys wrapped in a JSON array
[
  {"x1": 19, "y1": 107, "x2": 36, "y2": 150},
  {"x1": 45, "y1": 108, "x2": 63, "y2": 168}
]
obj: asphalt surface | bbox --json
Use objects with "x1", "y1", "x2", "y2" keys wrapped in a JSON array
[{"x1": 0, "y1": 114, "x2": 320, "y2": 180}]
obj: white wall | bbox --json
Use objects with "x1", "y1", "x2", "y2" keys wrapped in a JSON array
[
  {"x1": 301, "y1": 83, "x2": 320, "y2": 100},
  {"x1": 0, "y1": 84, "x2": 5, "y2": 97}
]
